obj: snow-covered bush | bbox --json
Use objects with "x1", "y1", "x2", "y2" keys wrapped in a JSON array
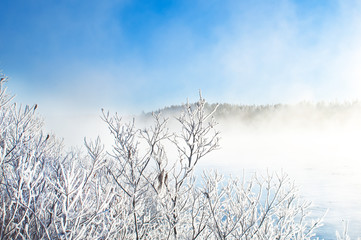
[
  {"x1": 336, "y1": 221, "x2": 361, "y2": 240},
  {"x1": 0, "y1": 76, "x2": 114, "y2": 239},
  {"x1": 0, "y1": 75, "x2": 57, "y2": 239}
]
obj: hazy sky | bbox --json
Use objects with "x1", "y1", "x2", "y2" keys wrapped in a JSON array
[{"x1": 1, "y1": 0, "x2": 361, "y2": 144}]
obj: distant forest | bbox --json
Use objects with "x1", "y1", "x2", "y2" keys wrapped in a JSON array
[{"x1": 143, "y1": 101, "x2": 361, "y2": 126}]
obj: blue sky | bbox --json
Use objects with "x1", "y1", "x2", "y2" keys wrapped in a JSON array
[{"x1": 1, "y1": 0, "x2": 361, "y2": 145}]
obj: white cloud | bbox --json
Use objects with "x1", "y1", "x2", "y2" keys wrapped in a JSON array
[{"x1": 200, "y1": 0, "x2": 361, "y2": 103}]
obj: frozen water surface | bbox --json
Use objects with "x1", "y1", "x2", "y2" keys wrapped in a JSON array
[{"x1": 196, "y1": 112, "x2": 361, "y2": 239}]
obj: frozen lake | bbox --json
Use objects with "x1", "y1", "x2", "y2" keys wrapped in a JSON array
[{"x1": 197, "y1": 116, "x2": 361, "y2": 239}]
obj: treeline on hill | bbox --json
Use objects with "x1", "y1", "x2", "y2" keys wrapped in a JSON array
[
  {"x1": 147, "y1": 101, "x2": 361, "y2": 126},
  {"x1": 0, "y1": 75, "x2": 353, "y2": 239}
]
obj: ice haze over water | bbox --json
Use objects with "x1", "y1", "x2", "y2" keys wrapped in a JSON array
[{"x1": 193, "y1": 103, "x2": 361, "y2": 238}]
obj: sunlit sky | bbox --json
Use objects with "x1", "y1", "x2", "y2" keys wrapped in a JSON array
[{"x1": 1, "y1": 0, "x2": 361, "y2": 145}]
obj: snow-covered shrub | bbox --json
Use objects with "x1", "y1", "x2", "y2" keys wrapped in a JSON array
[
  {"x1": 0, "y1": 75, "x2": 57, "y2": 239},
  {"x1": 0, "y1": 76, "x2": 114, "y2": 239}
]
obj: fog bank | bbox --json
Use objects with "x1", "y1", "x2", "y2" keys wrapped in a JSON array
[{"x1": 192, "y1": 102, "x2": 361, "y2": 238}]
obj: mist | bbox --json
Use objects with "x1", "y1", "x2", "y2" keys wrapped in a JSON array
[{"x1": 189, "y1": 102, "x2": 361, "y2": 238}]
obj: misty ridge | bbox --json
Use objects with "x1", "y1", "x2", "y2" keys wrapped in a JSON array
[
  {"x1": 138, "y1": 100, "x2": 361, "y2": 174},
  {"x1": 2, "y1": 75, "x2": 361, "y2": 239},
  {"x1": 144, "y1": 101, "x2": 361, "y2": 128}
]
